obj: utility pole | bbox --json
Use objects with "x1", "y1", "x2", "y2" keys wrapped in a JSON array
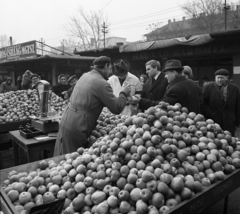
[
  {"x1": 61, "y1": 39, "x2": 65, "y2": 55},
  {"x1": 39, "y1": 38, "x2": 45, "y2": 56},
  {"x1": 224, "y1": 0, "x2": 230, "y2": 30},
  {"x1": 101, "y1": 22, "x2": 108, "y2": 48}
]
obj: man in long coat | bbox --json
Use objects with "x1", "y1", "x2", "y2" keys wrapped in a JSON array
[
  {"x1": 202, "y1": 69, "x2": 240, "y2": 135},
  {"x1": 54, "y1": 56, "x2": 130, "y2": 155},
  {"x1": 137, "y1": 59, "x2": 201, "y2": 114},
  {"x1": 139, "y1": 60, "x2": 168, "y2": 110}
]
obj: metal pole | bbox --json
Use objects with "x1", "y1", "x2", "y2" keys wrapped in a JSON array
[
  {"x1": 225, "y1": 0, "x2": 227, "y2": 30},
  {"x1": 103, "y1": 22, "x2": 106, "y2": 48}
]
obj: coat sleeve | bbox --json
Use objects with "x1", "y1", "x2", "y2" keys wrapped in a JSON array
[
  {"x1": 162, "y1": 89, "x2": 179, "y2": 105},
  {"x1": 99, "y1": 83, "x2": 127, "y2": 114},
  {"x1": 201, "y1": 85, "x2": 216, "y2": 119},
  {"x1": 235, "y1": 86, "x2": 240, "y2": 127},
  {"x1": 139, "y1": 98, "x2": 158, "y2": 110}
]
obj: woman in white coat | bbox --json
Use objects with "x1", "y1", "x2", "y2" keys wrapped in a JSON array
[{"x1": 108, "y1": 59, "x2": 142, "y2": 116}]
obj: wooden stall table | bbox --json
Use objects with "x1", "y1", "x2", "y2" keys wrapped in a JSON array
[{"x1": 9, "y1": 130, "x2": 57, "y2": 166}]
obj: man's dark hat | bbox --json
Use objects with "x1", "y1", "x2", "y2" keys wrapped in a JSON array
[
  {"x1": 68, "y1": 75, "x2": 77, "y2": 84},
  {"x1": 163, "y1": 59, "x2": 183, "y2": 73},
  {"x1": 30, "y1": 74, "x2": 39, "y2": 79},
  {"x1": 214, "y1": 69, "x2": 229, "y2": 76},
  {"x1": 93, "y1": 56, "x2": 111, "y2": 66},
  {"x1": 113, "y1": 59, "x2": 131, "y2": 76}
]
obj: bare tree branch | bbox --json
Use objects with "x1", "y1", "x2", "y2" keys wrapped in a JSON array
[{"x1": 63, "y1": 7, "x2": 109, "y2": 51}]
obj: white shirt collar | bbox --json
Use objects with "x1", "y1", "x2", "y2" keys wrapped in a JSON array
[{"x1": 154, "y1": 71, "x2": 161, "y2": 80}]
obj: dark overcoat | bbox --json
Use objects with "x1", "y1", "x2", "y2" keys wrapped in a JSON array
[
  {"x1": 54, "y1": 68, "x2": 127, "y2": 156},
  {"x1": 139, "y1": 76, "x2": 201, "y2": 114},
  {"x1": 202, "y1": 82, "x2": 240, "y2": 135},
  {"x1": 139, "y1": 72, "x2": 168, "y2": 110},
  {"x1": 52, "y1": 84, "x2": 71, "y2": 99}
]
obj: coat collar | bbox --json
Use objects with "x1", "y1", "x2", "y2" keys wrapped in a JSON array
[
  {"x1": 92, "y1": 68, "x2": 108, "y2": 80},
  {"x1": 167, "y1": 75, "x2": 187, "y2": 89}
]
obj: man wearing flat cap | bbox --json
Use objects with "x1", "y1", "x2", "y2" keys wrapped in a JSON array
[
  {"x1": 202, "y1": 69, "x2": 240, "y2": 135},
  {"x1": 52, "y1": 74, "x2": 71, "y2": 99},
  {"x1": 108, "y1": 59, "x2": 142, "y2": 116},
  {"x1": 30, "y1": 73, "x2": 41, "y2": 90},
  {"x1": 54, "y1": 56, "x2": 131, "y2": 155},
  {"x1": 62, "y1": 75, "x2": 78, "y2": 99},
  {"x1": 139, "y1": 59, "x2": 201, "y2": 114}
]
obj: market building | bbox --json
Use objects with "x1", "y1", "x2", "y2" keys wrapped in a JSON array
[
  {"x1": 0, "y1": 40, "x2": 96, "y2": 86},
  {"x1": 74, "y1": 29, "x2": 240, "y2": 86}
]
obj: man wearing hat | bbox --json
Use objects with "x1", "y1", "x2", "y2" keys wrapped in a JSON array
[
  {"x1": 30, "y1": 74, "x2": 40, "y2": 90},
  {"x1": 139, "y1": 60, "x2": 168, "y2": 111},
  {"x1": 54, "y1": 56, "x2": 131, "y2": 155},
  {"x1": 138, "y1": 59, "x2": 201, "y2": 113},
  {"x1": 202, "y1": 69, "x2": 240, "y2": 135},
  {"x1": 52, "y1": 74, "x2": 71, "y2": 99},
  {"x1": 108, "y1": 59, "x2": 142, "y2": 115}
]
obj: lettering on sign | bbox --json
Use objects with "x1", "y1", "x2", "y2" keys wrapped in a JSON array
[
  {"x1": 0, "y1": 41, "x2": 37, "y2": 61},
  {"x1": 132, "y1": 45, "x2": 228, "y2": 60}
]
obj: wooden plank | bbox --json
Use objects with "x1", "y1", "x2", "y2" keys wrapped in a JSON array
[{"x1": 166, "y1": 169, "x2": 240, "y2": 214}]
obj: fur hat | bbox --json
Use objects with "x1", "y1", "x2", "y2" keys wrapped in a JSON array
[
  {"x1": 93, "y1": 56, "x2": 111, "y2": 66},
  {"x1": 214, "y1": 69, "x2": 229, "y2": 76},
  {"x1": 113, "y1": 59, "x2": 130, "y2": 76},
  {"x1": 68, "y1": 75, "x2": 77, "y2": 84},
  {"x1": 163, "y1": 59, "x2": 183, "y2": 73}
]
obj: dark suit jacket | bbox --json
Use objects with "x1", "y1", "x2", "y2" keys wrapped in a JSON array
[
  {"x1": 202, "y1": 82, "x2": 240, "y2": 135},
  {"x1": 139, "y1": 72, "x2": 168, "y2": 110}
]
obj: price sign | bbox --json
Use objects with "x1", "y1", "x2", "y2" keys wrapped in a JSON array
[{"x1": 29, "y1": 199, "x2": 65, "y2": 214}]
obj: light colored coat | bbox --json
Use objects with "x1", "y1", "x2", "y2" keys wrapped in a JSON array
[
  {"x1": 54, "y1": 68, "x2": 127, "y2": 155},
  {"x1": 108, "y1": 72, "x2": 142, "y2": 115}
]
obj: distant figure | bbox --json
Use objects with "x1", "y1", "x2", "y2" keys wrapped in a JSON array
[
  {"x1": 202, "y1": 69, "x2": 240, "y2": 135},
  {"x1": 183, "y1": 66, "x2": 193, "y2": 79},
  {"x1": 52, "y1": 74, "x2": 71, "y2": 99},
  {"x1": 21, "y1": 70, "x2": 33, "y2": 90},
  {"x1": 0, "y1": 77, "x2": 16, "y2": 93},
  {"x1": 63, "y1": 75, "x2": 78, "y2": 99},
  {"x1": 30, "y1": 74, "x2": 40, "y2": 90},
  {"x1": 17, "y1": 76, "x2": 22, "y2": 90},
  {"x1": 139, "y1": 74, "x2": 148, "y2": 85}
]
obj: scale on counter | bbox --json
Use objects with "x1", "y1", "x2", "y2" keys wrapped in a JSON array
[{"x1": 31, "y1": 80, "x2": 61, "y2": 133}]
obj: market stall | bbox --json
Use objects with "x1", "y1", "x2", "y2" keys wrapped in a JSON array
[{"x1": 0, "y1": 100, "x2": 240, "y2": 214}]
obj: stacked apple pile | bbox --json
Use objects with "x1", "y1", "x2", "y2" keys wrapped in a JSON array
[
  {"x1": 0, "y1": 90, "x2": 39, "y2": 123},
  {"x1": 2, "y1": 102, "x2": 240, "y2": 214},
  {"x1": 0, "y1": 90, "x2": 68, "y2": 124},
  {"x1": 89, "y1": 109, "x2": 127, "y2": 145}
]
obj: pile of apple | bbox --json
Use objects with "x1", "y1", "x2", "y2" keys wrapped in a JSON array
[
  {"x1": 0, "y1": 90, "x2": 40, "y2": 123},
  {"x1": 0, "y1": 90, "x2": 68, "y2": 124},
  {"x1": 88, "y1": 108, "x2": 127, "y2": 145},
  {"x1": 1, "y1": 101, "x2": 240, "y2": 214}
]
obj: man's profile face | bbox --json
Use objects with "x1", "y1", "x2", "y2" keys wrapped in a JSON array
[
  {"x1": 165, "y1": 70, "x2": 176, "y2": 83},
  {"x1": 146, "y1": 65, "x2": 157, "y2": 78},
  {"x1": 215, "y1": 75, "x2": 228, "y2": 87}
]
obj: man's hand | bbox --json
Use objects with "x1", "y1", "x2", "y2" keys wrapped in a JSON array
[
  {"x1": 122, "y1": 85, "x2": 131, "y2": 96},
  {"x1": 128, "y1": 95, "x2": 140, "y2": 105}
]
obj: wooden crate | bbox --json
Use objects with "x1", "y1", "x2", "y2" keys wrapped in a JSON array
[
  {"x1": 0, "y1": 120, "x2": 31, "y2": 134},
  {"x1": 0, "y1": 155, "x2": 65, "y2": 214},
  {"x1": 0, "y1": 148, "x2": 14, "y2": 169}
]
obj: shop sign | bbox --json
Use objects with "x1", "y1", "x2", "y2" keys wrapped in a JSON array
[{"x1": 0, "y1": 40, "x2": 37, "y2": 62}]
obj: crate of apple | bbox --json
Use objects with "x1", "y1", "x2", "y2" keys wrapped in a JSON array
[{"x1": 1, "y1": 101, "x2": 240, "y2": 214}]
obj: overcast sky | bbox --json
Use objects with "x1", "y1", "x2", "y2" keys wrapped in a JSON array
[{"x1": 1, "y1": 0, "x2": 196, "y2": 47}]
